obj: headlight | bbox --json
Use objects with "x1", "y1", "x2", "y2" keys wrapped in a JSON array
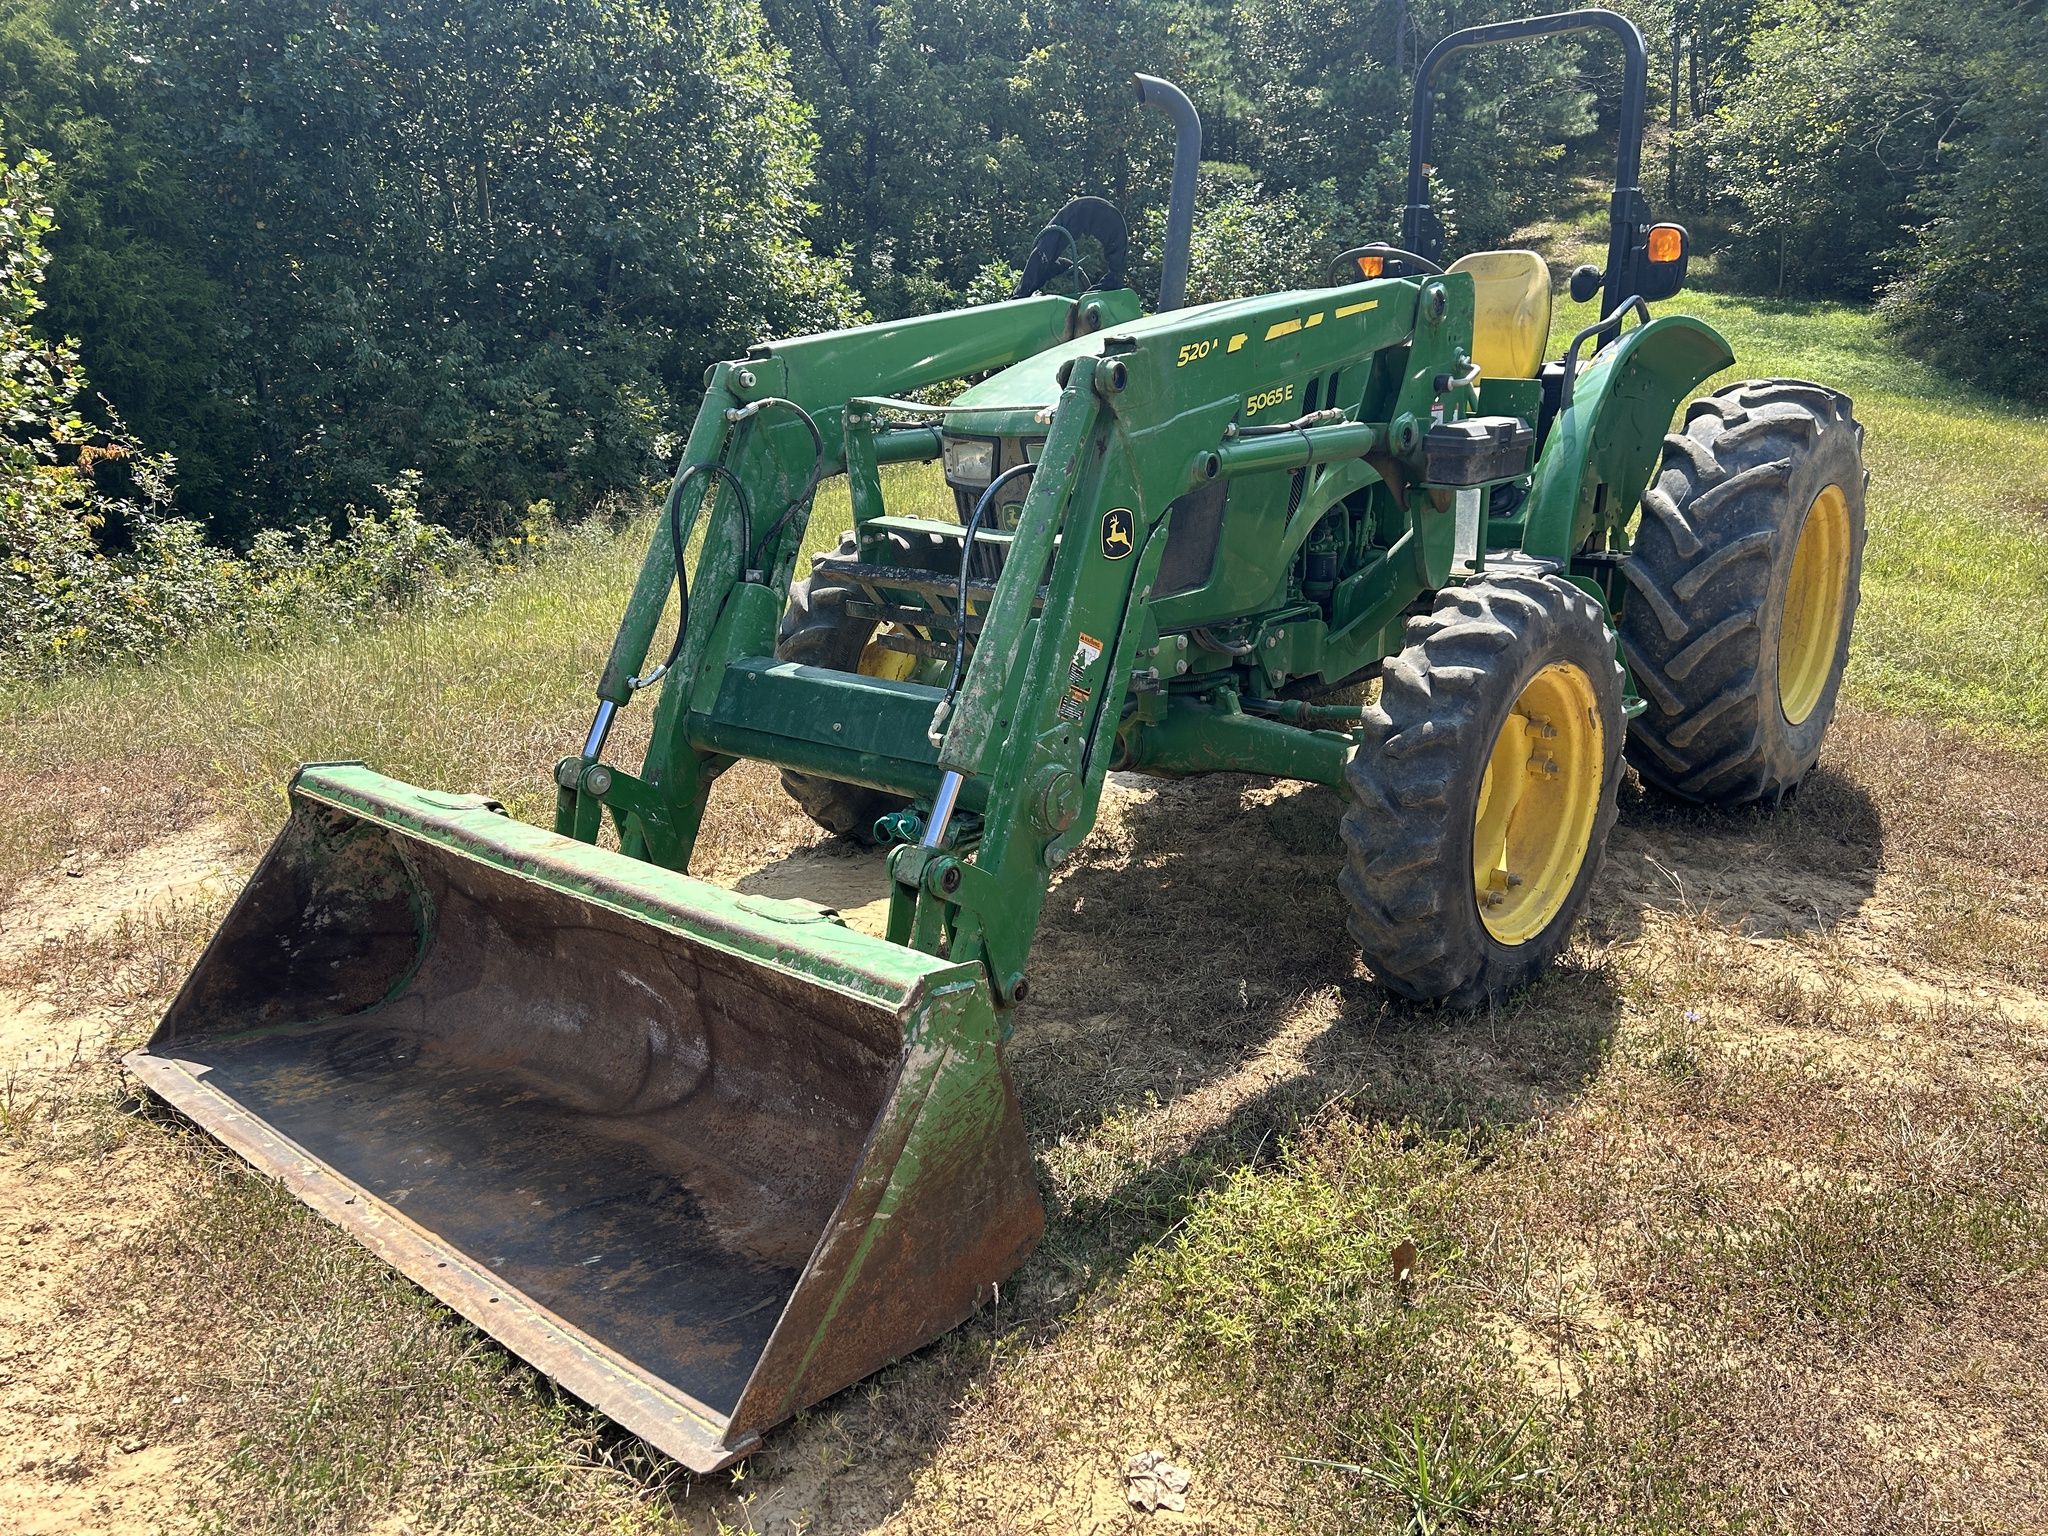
[{"x1": 943, "y1": 437, "x2": 995, "y2": 485}]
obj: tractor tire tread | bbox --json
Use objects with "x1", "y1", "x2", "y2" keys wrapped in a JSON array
[
  {"x1": 1340, "y1": 572, "x2": 1625, "y2": 1007},
  {"x1": 774, "y1": 530, "x2": 909, "y2": 844},
  {"x1": 1619, "y1": 379, "x2": 1866, "y2": 806}
]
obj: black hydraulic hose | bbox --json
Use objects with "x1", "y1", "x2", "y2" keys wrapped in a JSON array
[
  {"x1": 1134, "y1": 74, "x2": 1200, "y2": 312},
  {"x1": 1192, "y1": 626, "x2": 1255, "y2": 657},
  {"x1": 641, "y1": 461, "x2": 750, "y2": 686},
  {"x1": 930, "y1": 461, "x2": 1037, "y2": 741},
  {"x1": 739, "y1": 396, "x2": 826, "y2": 573}
]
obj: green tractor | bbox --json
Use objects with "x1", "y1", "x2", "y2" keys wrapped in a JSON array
[{"x1": 133, "y1": 8, "x2": 1864, "y2": 1471}]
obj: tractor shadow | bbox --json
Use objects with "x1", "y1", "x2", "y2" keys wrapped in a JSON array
[
  {"x1": 678, "y1": 760, "x2": 1882, "y2": 1525},
  {"x1": 1012, "y1": 774, "x2": 1623, "y2": 1283},
  {"x1": 1594, "y1": 761, "x2": 1884, "y2": 947},
  {"x1": 1001, "y1": 759, "x2": 1882, "y2": 1297}
]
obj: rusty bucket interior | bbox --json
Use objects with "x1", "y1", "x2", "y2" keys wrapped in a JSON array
[{"x1": 128, "y1": 764, "x2": 1041, "y2": 1470}]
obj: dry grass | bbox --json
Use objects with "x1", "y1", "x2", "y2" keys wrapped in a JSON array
[{"x1": 6, "y1": 701, "x2": 2040, "y2": 1534}]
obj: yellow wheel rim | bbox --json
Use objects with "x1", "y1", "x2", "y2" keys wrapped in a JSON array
[
  {"x1": 1472, "y1": 661, "x2": 1605, "y2": 946},
  {"x1": 857, "y1": 627, "x2": 917, "y2": 682},
  {"x1": 1777, "y1": 484, "x2": 1851, "y2": 726}
]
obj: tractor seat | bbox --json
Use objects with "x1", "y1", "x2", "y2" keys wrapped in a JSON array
[{"x1": 1447, "y1": 250, "x2": 1552, "y2": 379}]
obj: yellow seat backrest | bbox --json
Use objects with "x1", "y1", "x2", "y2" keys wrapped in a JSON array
[{"x1": 1447, "y1": 250, "x2": 1552, "y2": 380}]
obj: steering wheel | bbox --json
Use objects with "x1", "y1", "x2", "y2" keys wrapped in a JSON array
[{"x1": 1012, "y1": 197, "x2": 1131, "y2": 298}]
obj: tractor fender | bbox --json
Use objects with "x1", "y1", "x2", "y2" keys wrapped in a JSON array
[{"x1": 1521, "y1": 314, "x2": 1734, "y2": 563}]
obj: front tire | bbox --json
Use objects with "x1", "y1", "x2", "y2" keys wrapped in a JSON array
[
  {"x1": 1619, "y1": 379, "x2": 1867, "y2": 805},
  {"x1": 1340, "y1": 572, "x2": 1626, "y2": 1007}
]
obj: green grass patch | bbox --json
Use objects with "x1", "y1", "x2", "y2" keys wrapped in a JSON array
[
  {"x1": 1136, "y1": 1117, "x2": 1557, "y2": 1531},
  {"x1": 1554, "y1": 288, "x2": 2048, "y2": 744}
]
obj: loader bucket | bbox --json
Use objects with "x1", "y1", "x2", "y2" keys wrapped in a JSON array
[{"x1": 127, "y1": 763, "x2": 1042, "y2": 1471}]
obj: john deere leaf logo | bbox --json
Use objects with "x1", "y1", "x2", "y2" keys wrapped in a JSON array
[{"x1": 1101, "y1": 507, "x2": 1134, "y2": 560}]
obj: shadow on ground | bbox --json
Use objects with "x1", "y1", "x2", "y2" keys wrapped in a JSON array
[{"x1": 667, "y1": 761, "x2": 1881, "y2": 1528}]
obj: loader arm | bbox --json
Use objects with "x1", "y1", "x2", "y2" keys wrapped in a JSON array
[{"x1": 568, "y1": 269, "x2": 1492, "y2": 1012}]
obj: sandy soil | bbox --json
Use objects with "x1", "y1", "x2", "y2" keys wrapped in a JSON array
[
  {"x1": 0, "y1": 823, "x2": 239, "y2": 1535},
  {"x1": 0, "y1": 735, "x2": 2042, "y2": 1533}
]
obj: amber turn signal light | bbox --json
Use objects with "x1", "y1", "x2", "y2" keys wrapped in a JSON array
[
  {"x1": 1647, "y1": 224, "x2": 1686, "y2": 264},
  {"x1": 1355, "y1": 253, "x2": 1386, "y2": 278}
]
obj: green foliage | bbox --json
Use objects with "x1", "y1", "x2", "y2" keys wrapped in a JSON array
[
  {"x1": 142, "y1": 0, "x2": 861, "y2": 539},
  {"x1": 1878, "y1": 9, "x2": 2048, "y2": 401},
  {"x1": 766, "y1": 0, "x2": 1598, "y2": 319},
  {"x1": 6, "y1": 0, "x2": 858, "y2": 542},
  {"x1": 1178, "y1": 167, "x2": 1347, "y2": 303},
  {"x1": 0, "y1": 155, "x2": 495, "y2": 681},
  {"x1": 1685, "y1": 0, "x2": 1935, "y2": 299},
  {"x1": 0, "y1": 0, "x2": 263, "y2": 526},
  {"x1": 1683, "y1": 0, "x2": 2047, "y2": 381}
]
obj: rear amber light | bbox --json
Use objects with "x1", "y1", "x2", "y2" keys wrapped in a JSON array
[{"x1": 1647, "y1": 224, "x2": 1686, "y2": 264}]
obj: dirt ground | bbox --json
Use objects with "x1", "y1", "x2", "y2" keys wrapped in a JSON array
[{"x1": 2, "y1": 704, "x2": 2044, "y2": 1533}]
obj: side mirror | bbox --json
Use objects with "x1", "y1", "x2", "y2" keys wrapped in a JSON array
[
  {"x1": 1568, "y1": 264, "x2": 1603, "y2": 304},
  {"x1": 1635, "y1": 223, "x2": 1691, "y2": 301}
]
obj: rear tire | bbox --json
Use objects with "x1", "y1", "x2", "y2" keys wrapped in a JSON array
[
  {"x1": 1619, "y1": 379, "x2": 1867, "y2": 805},
  {"x1": 1340, "y1": 572, "x2": 1626, "y2": 1007},
  {"x1": 775, "y1": 532, "x2": 910, "y2": 845}
]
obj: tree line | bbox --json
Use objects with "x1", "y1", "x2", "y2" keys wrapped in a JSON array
[{"x1": 1, "y1": 0, "x2": 2041, "y2": 553}]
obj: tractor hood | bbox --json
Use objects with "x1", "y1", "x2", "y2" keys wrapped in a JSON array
[{"x1": 942, "y1": 288, "x2": 1332, "y2": 438}]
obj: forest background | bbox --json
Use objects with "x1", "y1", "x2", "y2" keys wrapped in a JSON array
[{"x1": 1, "y1": 0, "x2": 2040, "y2": 675}]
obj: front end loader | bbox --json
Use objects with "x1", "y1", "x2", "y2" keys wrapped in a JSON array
[{"x1": 131, "y1": 8, "x2": 1866, "y2": 1470}]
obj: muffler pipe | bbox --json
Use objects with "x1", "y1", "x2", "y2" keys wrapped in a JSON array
[{"x1": 1134, "y1": 74, "x2": 1201, "y2": 312}]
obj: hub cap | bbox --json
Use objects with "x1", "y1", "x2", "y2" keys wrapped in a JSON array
[
  {"x1": 1472, "y1": 661, "x2": 1605, "y2": 945},
  {"x1": 1778, "y1": 484, "x2": 1851, "y2": 726}
]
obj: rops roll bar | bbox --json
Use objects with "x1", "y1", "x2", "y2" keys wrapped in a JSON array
[{"x1": 1399, "y1": 8, "x2": 1651, "y2": 310}]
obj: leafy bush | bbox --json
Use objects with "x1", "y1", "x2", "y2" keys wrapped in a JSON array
[
  {"x1": 1877, "y1": 14, "x2": 2048, "y2": 402},
  {"x1": 1684, "y1": 1, "x2": 1923, "y2": 300},
  {"x1": 0, "y1": 156, "x2": 490, "y2": 682},
  {"x1": 1178, "y1": 168, "x2": 1350, "y2": 304},
  {"x1": 6, "y1": 0, "x2": 859, "y2": 543}
]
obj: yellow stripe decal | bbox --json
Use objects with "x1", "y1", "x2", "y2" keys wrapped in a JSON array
[
  {"x1": 1304, "y1": 312, "x2": 1324, "y2": 327},
  {"x1": 1264, "y1": 318, "x2": 1301, "y2": 341},
  {"x1": 1334, "y1": 299, "x2": 1380, "y2": 319},
  {"x1": 1226, "y1": 332, "x2": 1248, "y2": 353}
]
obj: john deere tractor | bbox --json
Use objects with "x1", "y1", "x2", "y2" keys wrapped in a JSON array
[{"x1": 134, "y1": 9, "x2": 1864, "y2": 1471}]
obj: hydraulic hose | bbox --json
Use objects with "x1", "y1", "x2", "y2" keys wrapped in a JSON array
[
  {"x1": 732, "y1": 396, "x2": 826, "y2": 574},
  {"x1": 929, "y1": 461, "x2": 1038, "y2": 746},
  {"x1": 628, "y1": 461, "x2": 750, "y2": 694}
]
